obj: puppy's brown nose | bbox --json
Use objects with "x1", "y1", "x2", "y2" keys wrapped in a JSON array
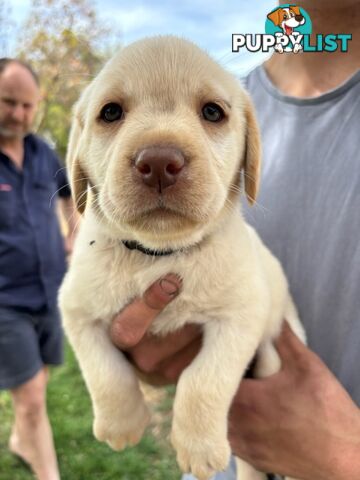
[{"x1": 135, "y1": 146, "x2": 185, "y2": 192}]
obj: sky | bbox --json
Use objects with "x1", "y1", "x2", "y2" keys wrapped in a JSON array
[{"x1": 6, "y1": 0, "x2": 277, "y2": 76}]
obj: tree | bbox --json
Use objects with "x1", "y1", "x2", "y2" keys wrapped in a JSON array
[{"x1": 16, "y1": 0, "x2": 119, "y2": 160}]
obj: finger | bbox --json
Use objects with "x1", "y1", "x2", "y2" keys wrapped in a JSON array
[
  {"x1": 129, "y1": 324, "x2": 202, "y2": 374},
  {"x1": 158, "y1": 336, "x2": 203, "y2": 382},
  {"x1": 232, "y1": 378, "x2": 265, "y2": 410},
  {"x1": 274, "y1": 321, "x2": 309, "y2": 365},
  {"x1": 110, "y1": 273, "x2": 182, "y2": 349}
]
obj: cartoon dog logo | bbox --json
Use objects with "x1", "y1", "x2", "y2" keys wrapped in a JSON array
[{"x1": 267, "y1": 5, "x2": 306, "y2": 53}]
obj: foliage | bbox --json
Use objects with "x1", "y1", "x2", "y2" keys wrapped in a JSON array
[{"x1": 15, "y1": 0, "x2": 118, "y2": 160}]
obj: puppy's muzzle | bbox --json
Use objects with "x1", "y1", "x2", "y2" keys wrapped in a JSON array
[{"x1": 135, "y1": 146, "x2": 185, "y2": 193}]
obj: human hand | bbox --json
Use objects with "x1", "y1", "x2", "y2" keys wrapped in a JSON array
[
  {"x1": 110, "y1": 274, "x2": 202, "y2": 385},
  {"x1": 229, "y1": 323, "x2": 360, "y2": 480}
]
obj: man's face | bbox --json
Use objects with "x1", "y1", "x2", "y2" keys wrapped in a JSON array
[{"x1": 0, "y1": 63, "x2": 40, "y2": 140}]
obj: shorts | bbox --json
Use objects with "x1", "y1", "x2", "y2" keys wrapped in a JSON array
[{"x1": 0, "y1": 305, "x2": 63, "y2": 390}]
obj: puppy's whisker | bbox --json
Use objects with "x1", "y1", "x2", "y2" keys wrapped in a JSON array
[
  {"x1": 251, "y1": 200, "x2": 269, "y2": 214},
  {"x1": 73, "y1": 182, "x2": 102, "y2": 214},
  {"x1": 62, "y1": 186, "x2": 102, "y2": 237},
  {"x1": 95, "y1": 197, "x2": 121, "y2": 229},
  {"x1": 225, "y1": 199, "x2": 237, "y2": 213},
  {"x1": 77, "y1": 183, "x2": 103, "y2": 203},
  {"x1": 49, "y1": 184, "x2": 72, "y2": 206},
  {"x1": 76, "y1": 189, "x2": 89, "y2": 207},
  {"x1": 70, "y1": 212, "x2": 83, "y2": 237},
  {"x1": 49, "y1": 177, "x2": 96, "y2": 208},
  {"x1": 87, "y1": 183, "x2": 103, "y2": 193},
  {"x1": 50, "y1": 177, "x2": 94, "y2": 207},
  {"x1": 72, "y1": 177, "x2": 92, "y2": 183},
  {"x1": 216, "y1": 51, "x2": 236, "y2": 67},
  {"x1": 75, "y1": 197, "x2": 87, "y2": 214},
  {"x1": 228, "y1": 184, "x2": 242, "y2": 194},
  {"x1": 244, "y1": 196, "x2": 269, "y2": 216},
  {"x1": 243, "y1": 172, "x2": 257, "y2": 183},
  {"x1": 54, "y1": 166, "x2": 68, "y2": 176},
  {"x1": 74, "y1": 185, "x2": 99, "y2": 213}
]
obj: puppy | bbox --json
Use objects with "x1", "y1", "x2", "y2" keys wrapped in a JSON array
[{"x1": 59, "y1": 36, "x2": 305, "y2": 480}]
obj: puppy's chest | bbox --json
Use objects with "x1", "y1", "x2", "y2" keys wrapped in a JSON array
[{"x1": 76, "y1": 240, "x2": 240, "y2": 334}]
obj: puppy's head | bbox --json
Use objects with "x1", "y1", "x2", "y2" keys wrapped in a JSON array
[{"x1": 67, "y1": 36, "x2": 261, "y2": 249}]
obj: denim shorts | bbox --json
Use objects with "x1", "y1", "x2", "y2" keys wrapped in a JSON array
[{"x1": 0, "y1": 305, "x2": 63, "y2": 389}]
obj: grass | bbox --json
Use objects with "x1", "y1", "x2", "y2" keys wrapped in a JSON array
[{"x1": 0, "y1": 343, "x2": 180, "y2": 480}]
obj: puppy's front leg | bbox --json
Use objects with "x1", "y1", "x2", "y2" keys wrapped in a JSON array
[
  {"x1": 171, "y1": 317, "x2": 263, "y2": 480},
  {"x1": 63, "y1": 317, "x2": 150, "y2": 450}
]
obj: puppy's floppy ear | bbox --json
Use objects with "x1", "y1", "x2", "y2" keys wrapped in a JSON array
[
  {"x1": 267, "y1": 8, "x2": 282, "y2": 26},
  {"x1": 66, "y1": 104, "x2": 88, "y2": 214},
  {"x1": 243, "y1": 95, "x2": 261, "y2": 205},
  {"x1": 290, "y1": 5, "x2": 301, "y2": 16}
]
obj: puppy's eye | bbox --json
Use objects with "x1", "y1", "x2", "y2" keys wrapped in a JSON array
[
  {"x1": 202, "y1": 103, "x2": 225, "y2": 123},
  {"x1": 100, "y1": 103, "x2": 123, "y2": 123}
]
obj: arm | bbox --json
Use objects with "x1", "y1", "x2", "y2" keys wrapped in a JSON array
[
  {"x1": 111, "y1": 293, "x2": 360, "y2": 480},
  {"x1": 228, "y1": 323, "x2": 360, "y2": 480},
  {"x1": 51, "y1": 151, "x2": 80, "y2": 255},
  {"x1": 58, "y1": 196, "x2": 81, "y2": 255}
]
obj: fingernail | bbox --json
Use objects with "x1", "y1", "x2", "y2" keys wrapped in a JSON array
[{"x1": 159, "y1": 276, "x2": 181, "y2": 296}]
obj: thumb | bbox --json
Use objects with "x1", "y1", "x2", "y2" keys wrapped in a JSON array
[
  {"x1": 274, "y1": 321, "x2": 308, "y2": 366},
  {"x1": 110, "y1": 273, "x2": 182, "y2": 350}
]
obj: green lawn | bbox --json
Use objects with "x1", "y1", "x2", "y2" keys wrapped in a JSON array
[{"x1": 0, "y1": 344, "x2": 180, "y2": 480}]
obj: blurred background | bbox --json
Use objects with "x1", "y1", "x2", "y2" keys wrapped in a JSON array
[
  {"x1": 1, "y1": 0, "x2": 274, "y2": 160},
  {"x1": 0, "y1": 1, "x2": 276, "y2": 478}
]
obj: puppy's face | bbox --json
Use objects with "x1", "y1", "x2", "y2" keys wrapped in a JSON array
[{"x1": 68, "y1": 36, "x2": 260, "y2": 249}]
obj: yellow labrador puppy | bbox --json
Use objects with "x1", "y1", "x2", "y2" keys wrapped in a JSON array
[{"x1": 59, "y1": 36, "x2": 305, "y2": 480}]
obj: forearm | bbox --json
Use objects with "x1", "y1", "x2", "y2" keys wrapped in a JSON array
[{"x1": 228, "y1": 325, "x2": 360, "y2": 480}]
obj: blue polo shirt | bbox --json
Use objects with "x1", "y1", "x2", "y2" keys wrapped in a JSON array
[{"x1": 0, "y1": 134, "x2": 71, "y2": 311}]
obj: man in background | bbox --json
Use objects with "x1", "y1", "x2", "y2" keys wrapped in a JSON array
[{"x1": 0, "y1": 59, "x2": 78, "y2": 480}]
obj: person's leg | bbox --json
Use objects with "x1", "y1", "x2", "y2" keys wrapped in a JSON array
[
  {"x1": 9, "y1": 367, "x2": 60, "y2": 480},
  {"x1": 0, "y1": 306, "x2": 62, "y2": 479}
]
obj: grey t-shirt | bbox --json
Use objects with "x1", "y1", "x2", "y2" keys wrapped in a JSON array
[
  {"x1": 244, "y1": 65, "x2": 360, "y2": 404},
  {"x1": 183, "y1": 65, "x2": 360, "y2": 480}
]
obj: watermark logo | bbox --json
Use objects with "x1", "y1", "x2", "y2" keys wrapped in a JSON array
[
  {"x1": 266, "y1": 5, "x2": 311, "y2": 53},
  {"x1": 232, "y1": 4, "x2": 352, "y2": 54}
]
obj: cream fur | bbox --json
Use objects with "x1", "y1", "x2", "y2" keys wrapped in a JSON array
[{"x1": 59, "y1": 36, "x2": 305, "y2": 480}]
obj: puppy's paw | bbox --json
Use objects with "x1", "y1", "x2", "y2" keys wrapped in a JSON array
[
  {"x1": 93, "y1": 401, "x2": 150, "y2": 451},
  {"x1": 171, "y1": 423, "x2": 231, "y2": 480}
]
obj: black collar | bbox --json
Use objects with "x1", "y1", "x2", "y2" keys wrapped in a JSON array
[{"x1": 121, "y1": 240, "x2": 175, "y2": 256}]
